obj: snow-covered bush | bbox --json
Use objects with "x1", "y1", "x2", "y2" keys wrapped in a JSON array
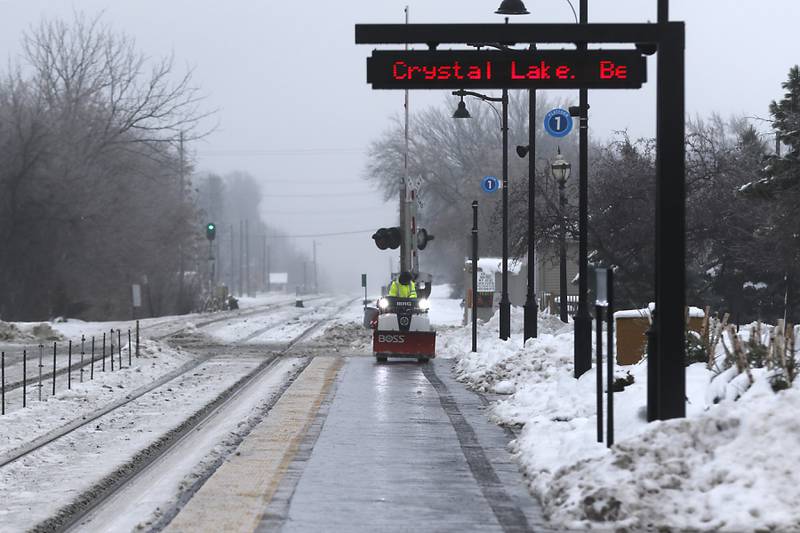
[{"x1": 707, "y1": 319, "x2": 797, "y2": 401}]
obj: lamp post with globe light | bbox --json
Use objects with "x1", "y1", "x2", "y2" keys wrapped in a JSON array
[{"x1": 551, "y1": 149, "x2": 571, "y2": 323}]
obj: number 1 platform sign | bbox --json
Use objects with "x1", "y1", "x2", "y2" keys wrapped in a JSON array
[{"x1": 544, "y1": 108, "x2": 573, "y2": 138}]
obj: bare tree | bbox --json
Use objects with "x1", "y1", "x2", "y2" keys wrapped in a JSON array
[{"x1": 0, "y1": 12, "x2": 213, "y2": 320}]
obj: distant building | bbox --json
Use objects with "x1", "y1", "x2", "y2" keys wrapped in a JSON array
[
  {"x1": 462, "y1": 241, "x2": 579, "y2": 322},
  {"x1": 269, "y1": 272, "x2": 289, "y2": 292}
]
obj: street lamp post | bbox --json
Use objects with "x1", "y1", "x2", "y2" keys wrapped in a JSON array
[
  {"x1": 517, "y1": 87, "x2": 538, "y2": 341},
  {"x1": 452, "y1": 88, "x2": 511, "y2": 340},
  {"x1": 551, "y1": 149, "x2": 572, "y2": 323},
  {"x1": 572, "y1": 0, "x2": 593, "y2": 380}
]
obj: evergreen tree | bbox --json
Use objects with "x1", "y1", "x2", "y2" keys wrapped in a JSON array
[{"x1": 738, "y1": 66, "x2": 800, "y2": 322}]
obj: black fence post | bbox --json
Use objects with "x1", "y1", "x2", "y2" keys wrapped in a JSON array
[
  {"x1": 68, "y1": 341, "x2": 72, "y2": 390},
  {"x1": 80, "y1": 335, "x2": 85, "y2": 383},
  {"x1": 128, "y1": 330, "x2": 132, "y2": 366},
  {"x1": 606, "y1": 268, "x2": 615, "y2": 447},
  {"x1": 118, "y1": 329, "x2": 122, "y2": 368},
  {"x1": 110, "y1": 330, "x2": 114, "y2": 372},
  {"x1": 102, "y1": 332, "x2": 106, "y2": 372},
  {"x1": 22, "y1": 349, "x2": 27, "y2": 408},
  {"x1": 136, "y1": 320, "x2": 140, "y2": 358},
  {"x1": 52, "y1": 342, "x2": 57, "y2": 395},
  {"x1": 2, "y1": 351, "x2": 5, "y2": 415},
  {"x1": 38, "y1": 344, "x2": 43, "y2": 402},
  {"x1": 90, "y1": 337, "x2": 95, "y2": 380},
  {"x1": 595, "y1": 306, "x2": 603, "y2": 443}
]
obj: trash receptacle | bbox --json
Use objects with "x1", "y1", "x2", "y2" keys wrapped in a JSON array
[{"x1": 614, "y1": 305, "x2": 705, "y2": 365}]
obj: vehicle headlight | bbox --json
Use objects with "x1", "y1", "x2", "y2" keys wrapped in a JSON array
[
  {"x1": 418, "y1": 298, "x2": 430, "y2": 311},
  {"x1": 378, "y1": 297, "x2": 389, "y2": 310}
]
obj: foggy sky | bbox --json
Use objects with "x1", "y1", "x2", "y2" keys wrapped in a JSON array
[{"x1": 0, "y1": 1, "x2": 797, "y2": 293}]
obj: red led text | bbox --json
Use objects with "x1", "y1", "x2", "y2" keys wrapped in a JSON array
[
  {"x1": 369, "y1": 50, "x2": 647, "y2": 89},
  {"x1": 392, "y1": 60, "x2": 492, "y2": 81},
  {"x1": 599, "y1": 61, "x2": 628, "y2": 79}
]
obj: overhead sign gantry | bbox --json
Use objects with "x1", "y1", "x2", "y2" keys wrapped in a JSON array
[{"x1": 356, "y1": 21, "x2": 686, "y2": 421}]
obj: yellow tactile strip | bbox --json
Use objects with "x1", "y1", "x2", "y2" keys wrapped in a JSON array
[{"x1": 165, "y1": 356, "x2": 344, "y2": 533}]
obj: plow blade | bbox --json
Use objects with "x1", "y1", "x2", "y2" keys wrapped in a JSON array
[{"x1": 373, "y1": 330, "x2": 436, "y2": 358}]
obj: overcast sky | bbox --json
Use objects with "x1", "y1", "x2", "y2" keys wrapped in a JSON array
[{"x1": 1, "y1": 1, "x2": 797, "y2": 293}]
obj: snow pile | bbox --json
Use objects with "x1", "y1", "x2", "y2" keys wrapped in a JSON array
[
  {"x1": 439, "y1": 310, "x2": 800, "y2": 531},
  {"x1": 30, "y1": 322, "x2": 64, "y2": 341},
  {"x1": 0, "y1": 321, "x2": 29, "y2": 341},
  {"x1": 545, "y1": 382, "x2": 800, "y2": 531}
]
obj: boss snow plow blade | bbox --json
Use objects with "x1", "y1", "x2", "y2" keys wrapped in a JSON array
[{"x1": 373, "y1": 330, "x2": 436, "y2": 361}]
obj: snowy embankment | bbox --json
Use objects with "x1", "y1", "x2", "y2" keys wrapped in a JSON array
[{"x1": 438, "y1": 307, "x2": 800, "y2": 532}]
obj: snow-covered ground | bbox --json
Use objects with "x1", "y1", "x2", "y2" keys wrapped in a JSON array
[
  {"x1": 0, "y1": 293, "x2": 341, "y2": 531},
  {"x1": 438, "y1": 306, "x2": 800, "y2": 531},
  {"x1": 0, "y1": 341, "x2": 194, "y2": 455},
  {"x1": 427, "y1": 283, "x2": 465, "y2": 327},
  {"x1": 201, "y1": 296, "x2": 336, "y2": 343},
  {"x1": 0, "y1": 291, "x2": 298, "y2": 348}
]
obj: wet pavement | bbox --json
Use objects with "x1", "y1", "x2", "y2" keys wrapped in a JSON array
[{"x1": 258, "y1": 356, "x2": 548, "y2": 533}]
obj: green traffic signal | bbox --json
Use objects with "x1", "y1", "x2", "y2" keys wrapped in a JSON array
[{"x1": 206, "y1": 222, "x2": 216, "y2": 241}]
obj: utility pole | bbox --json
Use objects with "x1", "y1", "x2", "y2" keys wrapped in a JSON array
[
  {"x1": 229, "y1": 224, "x2": 235, "y2": 292},
  {"x1": 177, "y1": 131, "x2": 186, "y2": 312},
  {"x1": 238, "y1": 220, "x2": 244, "y2": 296},
  {"x1": 399, "y1": 5, "x2": 413, "y2": 275},
  {"x1": 266, "y1": 244, "x2": 271, "y2": 292},
  {"x1": 262, "y1": 235, "x2": 267, "y2": 292},
  {"x1": 313, "y1": 240, "x2": 319, "y2": 294},
  {"x1": 245, "y1": 219, "x2": 251, "y2": 296}
]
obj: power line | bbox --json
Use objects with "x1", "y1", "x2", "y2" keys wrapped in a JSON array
[
  {"x1": 199, "y1": 147, "x2": 365, "y2": 157},
  {"x1": 267, "y1": 229, "x2": 374, "y2": 239},
  {"x1": 264, "y1": 191, "x2": 378, "y2": 198},
  {"x1": 258, "y1": 179, "x2": 370, "y2": 185},
  {"x1": 264, "y1": 206, "x2": 388, "y2": 215}
]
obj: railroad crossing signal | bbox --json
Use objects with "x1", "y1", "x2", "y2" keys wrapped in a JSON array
[
  {"x1": 373, "y1": 227, "x2": 433, "y2": 251},
  {"x1": 206, "y1": 222, "x2": 217, "y2": 241},
  {"x1": 417, "y1": 228, "x2": 434, "y2": 250},
  {"x1": 372, "y1": 227, "x2": 402, "y2": 250}
]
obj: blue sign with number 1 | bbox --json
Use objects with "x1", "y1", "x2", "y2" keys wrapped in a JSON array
[
  {"x1": 481, "y1": 176, "x2": 499, "y2": 193},
  {"x1": 544, "y1": 108, "x2": 573, "y2": 138}
]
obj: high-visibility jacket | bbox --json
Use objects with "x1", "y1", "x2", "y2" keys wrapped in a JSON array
[{"x1": 389, "y1": 279, "x2": 417, "y2": 298}]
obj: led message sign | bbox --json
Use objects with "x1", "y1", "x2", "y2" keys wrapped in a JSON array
[{"x1": 366, "y1": 49, "x2": 647, "y2": 90}]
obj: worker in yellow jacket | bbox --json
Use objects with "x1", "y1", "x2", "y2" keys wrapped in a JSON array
[{"x1": 388, "y1": 271, "x2": 417, "y2": 298}]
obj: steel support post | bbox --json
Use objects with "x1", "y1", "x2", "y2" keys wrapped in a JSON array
[
  {"x1": 559, "y1": 177, "x2": 568, "y2": 323},
  {"x1": 499, "y1": 89, "x2": 511, "y2": 340},
  {"x1": 652, "y1": 22, "x2": 686, "y2": 420},
  {"x1": 573, "y1": 0, "x2": 592, "y2": 378},
  {"x1": 472, "y1": 200, "x2": 479, "y2": 353},
  {"x1": 523, "y1": 88, "x2": 538, "y2": 341}
]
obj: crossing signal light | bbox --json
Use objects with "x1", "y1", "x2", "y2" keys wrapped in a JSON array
[
  {"x1": 417, "y1": 228, "x2": 434, "y2": 250},
  {"x1": 206, "y1": 222, "x2": 216, "y2": 241},
  {"x1": 372, "y1": 227, "x2": 402, "y2": 250}
]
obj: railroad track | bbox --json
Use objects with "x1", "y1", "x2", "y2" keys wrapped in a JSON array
[
  {"x1": 1, "y1": 295, "x2": 327, "y2": 395},
  {"x1": 21, "y1": 298, "x2": 355, "y2": 532}
]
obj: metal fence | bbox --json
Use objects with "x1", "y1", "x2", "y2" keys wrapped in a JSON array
[
  {"x1": 1, "y1": 322, "x2": 140, "y2": 415},
  {"x1": 541, "y1": 293, "x2": 580, "y2": 316}
]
